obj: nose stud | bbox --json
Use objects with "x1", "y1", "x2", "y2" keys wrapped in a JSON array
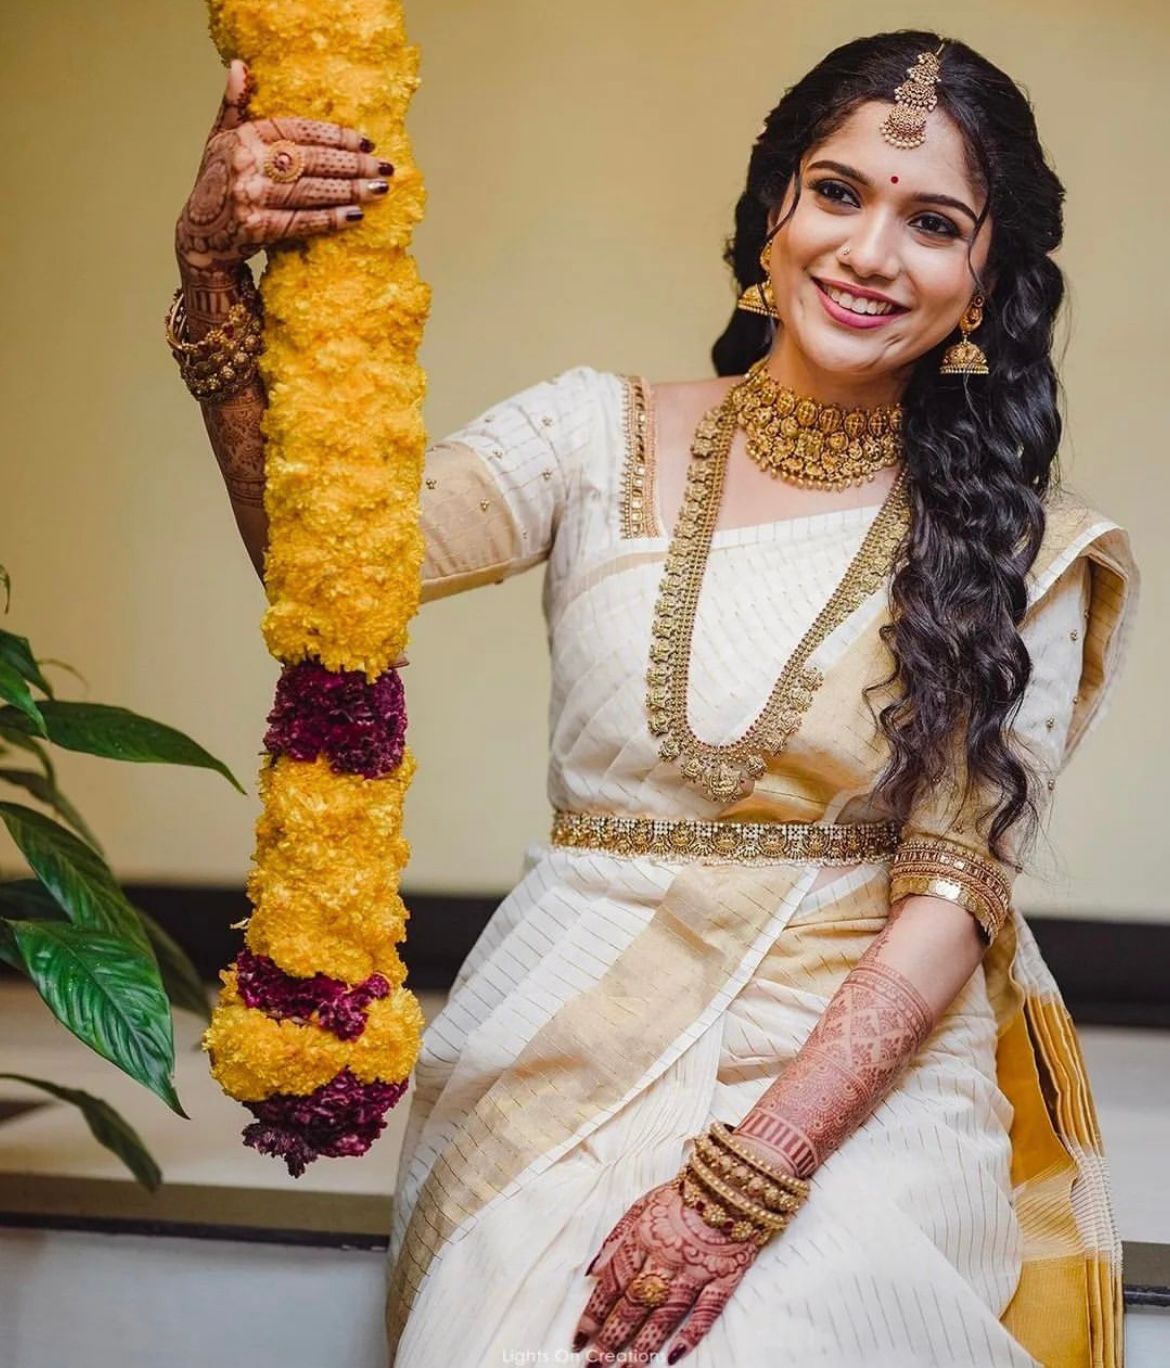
[{"x1": 841, "y1": 246, "x2": 852, "y2": 258}]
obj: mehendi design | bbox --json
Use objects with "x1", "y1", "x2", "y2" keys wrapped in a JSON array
[
  {"x1": 573, "y1": 1179, "x2": 759, "y2": 1363},
  {"x1": 179, "y1": 270, "x2": 268, "y2": 508},
  {"x1": 735, "y1": 926, "x2": 933, "y2": 1177}
]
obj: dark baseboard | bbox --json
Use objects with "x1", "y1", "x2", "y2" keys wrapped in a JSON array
[
  {"x1": 2, "y1": 883, "x2": 1168, "y2": 1028},
  {"x1": 0, "y1": 1173, "x2": 1165, "y2": 1306}
]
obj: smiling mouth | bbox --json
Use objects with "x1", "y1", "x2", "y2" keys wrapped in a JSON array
[{"x1": 813, "y1": 278, "x2": 909, "y2": 317}]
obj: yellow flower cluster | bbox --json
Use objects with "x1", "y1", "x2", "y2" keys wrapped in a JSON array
[
  {"x1": 204, "y1": 968, "x2": 426, "y2": 1101},
  {"x1": 201, "y1": 0, "x2": 429, "y2": 1131},
  {"x1": 245, "y1": 753, "x2": 415, "y2": 983}
]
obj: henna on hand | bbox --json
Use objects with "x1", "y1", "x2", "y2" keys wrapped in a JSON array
[
  {"x1": 174, "y1": 59, "x2": 388, "y2": 276},
  {"x1": 572, "y1": 1179, "x2": 760, "y2": 1364},
  {"x1": 734, "y1": 921, "x2": 933, "y2": 1177}
]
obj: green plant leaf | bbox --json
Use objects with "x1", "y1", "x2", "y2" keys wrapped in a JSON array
[
  {"x1": 0, "y1": 919, "x2": 20, "y2": 970},
  {"x1": 0, "y1": 702, "x2": 245, "y2": 794},
  {"x1": 6, "y1": 920, "x2": 186, "y2": 1119},
  {"x1": 0, "y1": 877, "x2": 67, "y2": 918},
  {"x1": 0, "y1": 875, "x2": 67, "y2": 969},
  {"x1": 0, "y1": 1073, "x2": 163, "y2": 1190},
  {"x1": 0, "y1": 722, "x2": 56, "y2": 785},
  {"x1": 135, "y1": 906, "x2": 213, "y2": 1026},
  {"x1": 0, "y1": 802, "x2": 150, "y2": 955},
  {"x1": 0, "y1": 879, "x2": 210, "y2": 1027},
  {"x1": 0, "y1": 628, "x2": 55, "y2": 699},
  {"x1": 0, "y1": 767, "x2": 104, "y2": 853},
  {"x1": 0, "y1": 876, "x2": 72, "y2": 970},
  {"x1": 0, "y1": 660, "x2": 47, "y2": 737}
]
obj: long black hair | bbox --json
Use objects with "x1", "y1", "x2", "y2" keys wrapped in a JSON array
[{"x1": 713, "y1": 30, "x2": 1067, "y2": 863}]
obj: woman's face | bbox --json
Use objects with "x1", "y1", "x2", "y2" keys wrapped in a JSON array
[{"x1": 763, "y1": 99, "x2": 993, "y2": 395}]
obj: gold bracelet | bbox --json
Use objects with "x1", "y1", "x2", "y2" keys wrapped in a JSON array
[
  {"x1": 693, "y1": 1133, "x2": 803, "y2": 1215},
  {"x1": 165, "y1": 269, "x2": 265, "y2": 402},
  {"x1": 675, "y1": 1172, "x2": 774, "y2": 1247},
  {"x1": 686, "y1": 1153, "x2": 791, "y2": 1232},
  {"x1": 709, "y1": 1121, "x2": 812, "y2": 1198}
]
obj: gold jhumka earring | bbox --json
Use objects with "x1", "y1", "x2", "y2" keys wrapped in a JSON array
[
  {"x1": 939, "y1": 293, "x2": 990, "y2": 375},
  {"x1": 736, "y1": 234, "x2": 781, "y2": 319}
]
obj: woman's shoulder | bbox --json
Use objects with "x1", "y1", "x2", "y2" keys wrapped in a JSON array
[{"x1": 1029, "y1": 479, "x2": 1139, "y2": 615}]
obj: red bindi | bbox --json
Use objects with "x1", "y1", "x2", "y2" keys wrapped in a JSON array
[{"x1": 890, "y1": 175, "x2": 899, "y2": 183}]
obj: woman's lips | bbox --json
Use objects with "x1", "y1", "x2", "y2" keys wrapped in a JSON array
[{"x1": 813, "y1": 278, "x2": 907, "y2": 330}]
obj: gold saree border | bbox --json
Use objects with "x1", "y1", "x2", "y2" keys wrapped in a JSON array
[
  {"x1": 386, "y1": 485, "x2": 1135, "y2": 1362},
  {"x1": 385, "y1": 858, "x2": 816, "y2": 1356}
]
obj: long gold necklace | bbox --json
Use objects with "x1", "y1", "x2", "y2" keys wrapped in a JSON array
[
  {"x1": 730, "y1": 358, "x2": 903, "y2": 490},
  {"x1": 645, "y1": 388, "x2": 911, "y2": 805}
]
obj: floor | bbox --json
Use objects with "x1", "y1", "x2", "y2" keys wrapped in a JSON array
[{"x1": 1, "y1": 978, "x2": 1168, "y2": 1243}]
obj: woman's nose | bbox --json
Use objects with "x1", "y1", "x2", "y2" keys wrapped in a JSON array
[{"x1": 840, "y1": 214, "x2": 900, "y2": 280}]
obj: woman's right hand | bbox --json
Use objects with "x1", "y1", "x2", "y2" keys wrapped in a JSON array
[{"x1": 175, "y1": 58, "x2": 394, "y2": 276}]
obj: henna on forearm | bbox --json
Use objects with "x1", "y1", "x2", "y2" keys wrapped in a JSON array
[
  {"x1": 178, "y1": 263, "x2": 270, "y2": 576},
  {"x1": 734, "y1": 921, "x2": 934, "y2": 1178}
]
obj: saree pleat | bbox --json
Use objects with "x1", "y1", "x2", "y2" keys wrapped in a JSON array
[{"x1": 385, "y1": 367, "x2": 1139, "y2": 1365}]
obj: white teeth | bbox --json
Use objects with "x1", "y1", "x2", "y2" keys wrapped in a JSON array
[{"x1": 821, "y1": 282, "x2": 896, "y2": 316}]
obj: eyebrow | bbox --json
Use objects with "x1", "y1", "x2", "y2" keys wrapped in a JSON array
[{"x1": 806, "y1": 159, "x2": 980, "y2": 226}]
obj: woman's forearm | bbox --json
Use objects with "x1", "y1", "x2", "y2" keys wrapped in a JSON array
[
  {"x1": 732, "y1": 893, "x2": 986, "y2": 1178},
  {"x1": 178, "y1": 261, "x2": 270, "y2": 582}
]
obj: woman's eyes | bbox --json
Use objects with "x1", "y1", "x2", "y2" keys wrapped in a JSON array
[{"x1": 808, "y1": 178, "x2": 961, "y2": 239}]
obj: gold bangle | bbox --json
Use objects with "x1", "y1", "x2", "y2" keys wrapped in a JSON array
[
  {"x1": 676, "y1": 1172, "x2": 773, "y2": 1247},
  {"x1": 165, "y1": 272, "x2": 265, "y2": 402},
  {"x1": 686, "y1": 1153, "x2": 790, "y2": 1231},
  {"x1": 708, "y1": 1121, "x2": 812, "y2": 1197},
  {"x1": 693, "y1": 1134, "x2": 803, "y2": 1214}
]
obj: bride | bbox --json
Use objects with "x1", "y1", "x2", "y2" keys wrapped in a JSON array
[{"x1": 174, "y1": 29, "x2": 1138, "y2": 1367}]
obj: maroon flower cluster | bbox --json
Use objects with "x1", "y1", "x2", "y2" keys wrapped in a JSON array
[
  {"x1": 233, "y1": 946, "x2": 390, "y2": 1041},
  {"x1": 263, "y1": 658, "x2": 406, "y2": 778},
  {"x1": 241, "y1": 1068, "x2": 409, "y2": 1178}
]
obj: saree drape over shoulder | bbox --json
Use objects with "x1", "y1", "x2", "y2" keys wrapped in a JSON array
[{"x1": 383, "y1": 366, "x2": 1141, "y2": 1367}]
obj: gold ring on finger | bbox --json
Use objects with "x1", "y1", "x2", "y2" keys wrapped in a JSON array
[
  {"x1": 626, "y1": 1271, "x2": 672, "y2": 1308},
  {"x1": 263, "y1": 139, "x2": 306, "y2": 184}
]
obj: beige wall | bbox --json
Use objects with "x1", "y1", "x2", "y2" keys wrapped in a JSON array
[{"x1": 0, "y1": 0, "x2": 1164, "y2": 918}]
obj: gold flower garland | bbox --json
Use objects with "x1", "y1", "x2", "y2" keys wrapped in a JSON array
[{"x1": 198, "y1": 0, "x2": 431, "y2": 1173}]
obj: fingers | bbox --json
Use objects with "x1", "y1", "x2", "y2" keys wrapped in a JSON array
[
  {"x1": 660, "y1": 1275, "x2": 738, "y2": 1365},
  {"x1": 589, "y1": 1265, "x2": 700, "y2": 1366},
  {"x1": 624, "y1": 1283, "x2": 701, "y2": 1364},
  {"x1": 211, "y1": 58, "x2": 251, "y2": 138},
  {"x1": 251, "y1": 143, "x2": 388, "y2": 183},
  {"x1": 241, "y1": 204, "x2": 365, "y2": 247},
  {"x1": 252, "y1": 115, "x2": 373, "y2": 154},
  {"x1": 572, "y1": 1238, "x2": 646, "y2": 1351}
]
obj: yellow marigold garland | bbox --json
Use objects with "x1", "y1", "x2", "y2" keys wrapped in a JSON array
[{"x1": 198, "y1": 0, "x2": 430, "y2": 1175}]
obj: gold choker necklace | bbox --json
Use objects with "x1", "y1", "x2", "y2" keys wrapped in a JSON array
[{"x1": 730, "y1": 359, "x2": 903, "y2": 491}]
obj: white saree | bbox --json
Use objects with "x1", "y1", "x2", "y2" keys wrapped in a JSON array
[{"x1": 383, "y1": 366, "x2": 1140, "y2": 1367}]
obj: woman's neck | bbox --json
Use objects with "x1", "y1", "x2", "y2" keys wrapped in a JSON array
[{"x1": 761, "y1": 337, "x2": 909, "y2": 409}]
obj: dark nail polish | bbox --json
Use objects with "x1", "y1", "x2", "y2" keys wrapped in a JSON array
[
  {"x1": 572, "y1": 1331, "x2": 588, "y2": 1352},
  {"x1": 668, "y1": 1347, "x2": 688, "y2": 1365},
  {"x1": 346, "y1": 208, "x2": 364, "y2": 221},
  {"x1": 370, "y1": 181, "x2": 389, "y2": 195},
  {"x1": 360, "y1": 137, "x2": 376, "y2": 152},
  {"x1": 377, "y1": 160, "x2": 395, "y2": 176}
]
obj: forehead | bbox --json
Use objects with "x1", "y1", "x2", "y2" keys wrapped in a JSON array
[{"x1": 807, "y1": 99, "x2": 985, "y2": 207}]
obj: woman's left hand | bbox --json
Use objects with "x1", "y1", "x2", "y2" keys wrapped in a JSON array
[{"x1": 570, "y1": 1176, "x2": 761, "y2": 1364}]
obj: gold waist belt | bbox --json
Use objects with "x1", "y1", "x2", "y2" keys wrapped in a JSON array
[{"x1": 550, "y1": 809, "x2": 901, "y2": 865}]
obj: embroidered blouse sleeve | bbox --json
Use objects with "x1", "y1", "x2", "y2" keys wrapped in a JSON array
[
  {"x1": 889, "y1": 541, "x2": 1135, "y2": 944},
  {"x1": 417, "y1": 365, "x2": 595, "y2": 603}
]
